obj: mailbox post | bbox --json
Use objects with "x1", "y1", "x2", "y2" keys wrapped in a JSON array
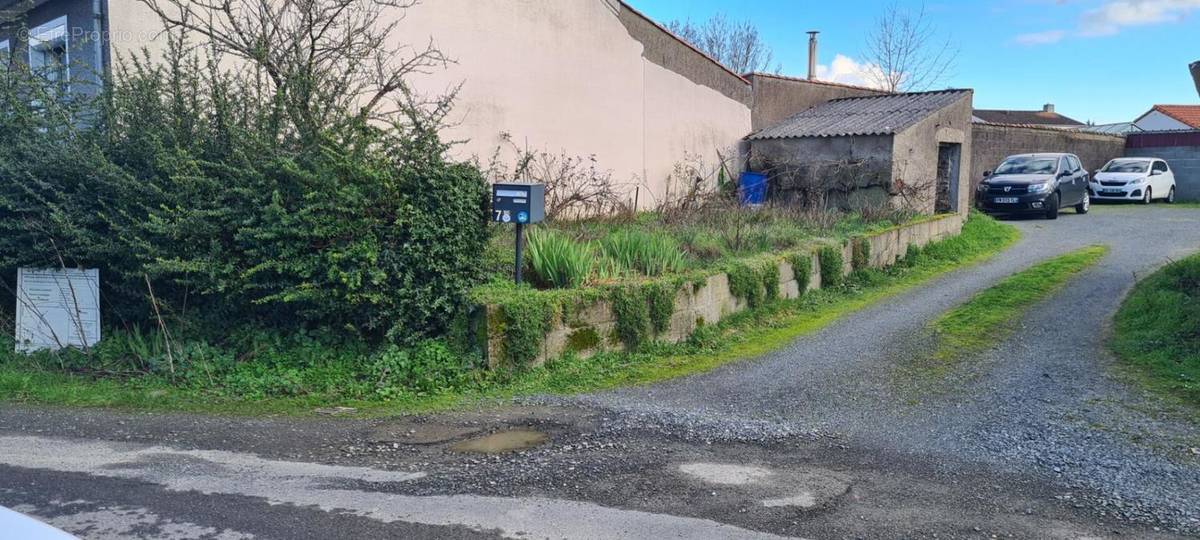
[{"x1": 492, "y1": 183, "x2": 545, "y2": 284}]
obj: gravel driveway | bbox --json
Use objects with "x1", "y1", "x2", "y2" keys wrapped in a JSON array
[{"x1": 1, "y1": 205, "x2": 1197, "y2": 539}]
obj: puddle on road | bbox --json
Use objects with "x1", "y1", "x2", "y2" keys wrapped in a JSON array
[{"x1": 449, "y1": 430, "x2": 548, "y2": 454}]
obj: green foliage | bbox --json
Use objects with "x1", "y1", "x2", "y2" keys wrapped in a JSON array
[
  {"x1": 1113, "y1": 252, "x2": 1200, "y2": 406},
  {"x1": 600, "y1": 229, "x2": 688, "y2": 277},
  {"x1": 851, "y1": 237, "x2": 871, "y2": 271},
  {"x1": 525, "y1": 228, "x2": 594, "y2": 289},
  {"x1": 646, "y1": 283, "x2": 676, "y2": 334},
  {"x1": 369, "y1": 341, "x2": 473, "y2": 398},
  {"x1": 566, "y1": 327, "x2": 601, "y2": 352},
  {"x1": 818, "y1": 246, "x2": 844, "y2": 288},
  {"x1": 727, "y1": 262, "x2": 764, "y2": 308},
  {"x1": 761, "y1": 261, "x2": 780, "y2": 301},
  {"x1": 611, "y1": 286, "x2": 651, "y2": 349},
  {"x1": 0, "y1": 36, "x2": 489, "y2": 344},
  {"x1": 787, "y1": 253, "x2": 812, "y2": 293},
  {"x1": 497, "y1": 294, "x2": 556, "y2": 366}
]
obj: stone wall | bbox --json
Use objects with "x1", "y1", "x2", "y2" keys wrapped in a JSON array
[
  {"x1": 969, "y1": 123, "x2": 1125, "y2": 198},
  {"x1": 480, "y1": 213, "x2": 966, "y2": 367}
]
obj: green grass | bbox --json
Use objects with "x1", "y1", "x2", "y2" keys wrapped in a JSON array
[
  {"x1": 0, "y1": 213, "x2": 1019, "y2": 417},
  {"x1": 1112, "y1": 252, "x2": 1200, "y2": 409},
  {"x1": 909, "y1": 245, "x2": 1109, "y2": 379}
]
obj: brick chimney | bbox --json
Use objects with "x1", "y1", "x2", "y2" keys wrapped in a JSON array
[
  {"x1": 807, "y1": 31, "x2": 819, "y2": 80},
  {"x1": 1043, "y1": 103, "x2": 1055, "y2": 113}
]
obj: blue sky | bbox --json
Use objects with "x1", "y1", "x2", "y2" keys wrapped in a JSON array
[{"x1": 628, "y1": 0, "x2": 1200, "y2": 124}]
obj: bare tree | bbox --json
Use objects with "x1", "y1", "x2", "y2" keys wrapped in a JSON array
[
  {"x1": 666, "y1": 13, "x2": 780, "y2": 74},
  {"x1": 136, "y1": 0, "x2": 451, "y2": 143},
  {"x1": 863, "y1": 3, "x2": 957, "y2": 92}
]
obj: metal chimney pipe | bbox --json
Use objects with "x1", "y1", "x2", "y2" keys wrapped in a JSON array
[
  {"x1": 1191, "y1": 60, "x2": 1200, "y2": 98},
  {"x1": 807, "y1": 31, "x2": 819, "y2": 80}
]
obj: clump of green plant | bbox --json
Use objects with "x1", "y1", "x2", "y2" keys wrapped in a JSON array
[
  {"x1": 611, "y1": 286, "x2": 651, "y2": 349},
  {"x1": 646, "y1": 282, "x2": 676, "y2": 334},
  {"x1": 851, "y1": 237, "x2": 871, "y2": 271},
  {"x1": 497, "y1": 294, "x2": 557, "y2": 366},
  {"x1": 525, "y1": 228, "x2": 594, "y2": 289},
  {"x1": 370, "y1": 341, "x2": 473, "y2": 398},
  {"x1": 818, "y1": 246, "x2": 844, "y2": 288},
  {"x1": 787, "y1": 252, "x2": 812, "y2": 293},
  {"x1": 761, "y1": 261, "x2": 781, "y2": 301},
  {"x1": 727, "y1": 261, "x2": 766, "y2": 308},
  {"x1": 601, "y1": 229, "x2": 688, "y2": 276}
]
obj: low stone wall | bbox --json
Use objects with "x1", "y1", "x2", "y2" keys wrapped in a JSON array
[{"x1": 478, "y1": 212, "x2": 965, "y2": 368}]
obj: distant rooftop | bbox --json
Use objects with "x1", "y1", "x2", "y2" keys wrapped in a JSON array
[
  {"x1": 1139, "y1": 104, "x2": 1200, "y2": 129},
  {"x1": 748, "y1": 89, "x2": 971, "y2": 140},
  {"x1": 972, "y1": 105, "x2": 1083, "y2": 127}
]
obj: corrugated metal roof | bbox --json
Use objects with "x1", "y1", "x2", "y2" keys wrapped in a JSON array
[{"x1": 748, "y1": 89, "x2": 970, "y2": 140}]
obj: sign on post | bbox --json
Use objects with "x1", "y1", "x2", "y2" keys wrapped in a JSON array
[
  {"x1": 492, "y1": 183, "x2": 545, "y2": 284},
  {"x1": 14, "y1": 268, "x2": 101, "y2": 352}
]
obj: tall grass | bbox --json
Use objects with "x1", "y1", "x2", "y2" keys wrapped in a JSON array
[
  {"x1": 525, "y1": 228, "x2": 594, "y2": 289},
  {"x1": 600, "y1": 229, "x2": 689, "y2": 277}
]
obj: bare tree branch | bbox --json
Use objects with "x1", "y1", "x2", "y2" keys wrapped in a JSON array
[
  {"x1": 863, "y1": 2, "x2": 957, "y2": 92},
  {"x1": 666, "y1": 13, "x2": 780, "y2": 75}
]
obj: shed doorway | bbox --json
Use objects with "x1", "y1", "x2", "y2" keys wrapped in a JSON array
[{"x1": 936, "y1": 143, "x2": 961, "y2": 213}]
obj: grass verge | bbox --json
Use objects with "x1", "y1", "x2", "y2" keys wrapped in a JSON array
[
  {"x1": 905, "y1": 245, "x2": 1109, "y2": 380},
  {"x1": 1111, "y1": 252, "x2": 1200, "y2": 409},
  {"x1": 0, "y1": 213, "x2": 1019, "y2": 417}
]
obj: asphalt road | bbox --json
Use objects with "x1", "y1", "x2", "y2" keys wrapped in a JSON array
[{"x1": 1, "y1": 204, "x2": 1198, "y2": 539}]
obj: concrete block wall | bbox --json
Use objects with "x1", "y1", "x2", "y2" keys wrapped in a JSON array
[
  {"x1": 970, "y1": 123, "x2": 1126, "y2": 198},
  {"x1": 483, "y1": 213, "x2": 966, "y2": 367}
]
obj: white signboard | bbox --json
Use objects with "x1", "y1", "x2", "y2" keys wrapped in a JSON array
[{"x1": 14, "y1": 268, "x2": 101, "y2": 352}]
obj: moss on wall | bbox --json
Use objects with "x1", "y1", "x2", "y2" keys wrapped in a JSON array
[
  {"x1": 787, "y1": 253, "x2": 812, "y2": 293},
  {"x1": 818, "y1": 246, "x2": 844, "y2": 288}
]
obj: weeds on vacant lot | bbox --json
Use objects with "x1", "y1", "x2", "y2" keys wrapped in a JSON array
[{"x1": 1112, "y1": 252, "x2": 1200, "y2": 408}]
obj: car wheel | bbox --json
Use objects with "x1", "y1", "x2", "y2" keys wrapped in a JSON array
[
  {"x1": 1075, "y1": 192, "x2": 1090, "y2": 214},
  {"x1": 1142, "y1": 187, "x2": 1152, "y2": 205},
  {"x1": 1167, "y1": 186, "x2": 1176, "y2": 204},
  {"x1": 1045, "y1": 193, "x2": 1060, "y2": 220}
]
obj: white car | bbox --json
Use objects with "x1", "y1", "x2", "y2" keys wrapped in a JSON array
[
  {"x1": 1090, "y1": 158, "x2": 1177, "y2": 204},
  {"x1": 0, "y1": 506, "x2": 76, "y2": 539}
]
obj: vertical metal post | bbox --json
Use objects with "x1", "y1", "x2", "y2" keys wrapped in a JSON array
[{"x1": 514, "y1": 222, "x2": 524, "y2": 285}]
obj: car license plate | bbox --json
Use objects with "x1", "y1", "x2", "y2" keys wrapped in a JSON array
[
  {"x1": 994, "y1": 197, "x2": 1018, "y2": 204},
  {"x1": 1102, "y1": 189, "x2": 1122, "y2": 195}
]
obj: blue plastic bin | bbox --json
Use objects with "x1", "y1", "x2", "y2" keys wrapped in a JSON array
[{"x1": 739, "y1": 172, "x2": 767, "y2": 206}]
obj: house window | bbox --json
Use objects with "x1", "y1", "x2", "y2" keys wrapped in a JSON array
[
  {"x1": 29, "y1": 16, "x2": 69, "y2": 91},
  {"x1": 0, "y1": 39, "x2": 10, "y2": 66}
]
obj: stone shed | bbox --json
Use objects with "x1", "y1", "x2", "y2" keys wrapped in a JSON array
[{"x1": 747, "y1": 89, "x2": 974, "y2": 215}]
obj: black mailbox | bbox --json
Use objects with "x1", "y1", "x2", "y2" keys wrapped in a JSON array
[{"x1": 492, "y1": 183, "x2": 545, "y2": 224}]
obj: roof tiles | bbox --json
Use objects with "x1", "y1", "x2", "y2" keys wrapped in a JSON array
[{"x1": 747, "y1": 89, "x2": 970, "y2": 140}]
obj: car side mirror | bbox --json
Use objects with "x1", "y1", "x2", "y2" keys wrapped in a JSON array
[
  {"x1": 983, "y1": 170, "x2": 991, "y2": 178},
  {"x1": 1058, "y1": 171, "x2": 1070, "y2": 178},
  {"x1": 1150, "y1": 170, "x2": 1162, "y2": 176}
]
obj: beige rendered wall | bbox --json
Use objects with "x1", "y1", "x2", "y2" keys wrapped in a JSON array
[
  {"x1": 892, "y1": 92, "x2": 974, "y2": 215},
  {"x1": 106, "y1": 1, "x2": 752, "y2": 208}
]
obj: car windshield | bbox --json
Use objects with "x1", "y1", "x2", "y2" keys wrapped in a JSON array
[
  {"x1": 1101, "y1": 160, "x2": 1150, "y2": 173},
  {"x1": 994, "y1": 157, "x2": 1057, "y2": 175}
]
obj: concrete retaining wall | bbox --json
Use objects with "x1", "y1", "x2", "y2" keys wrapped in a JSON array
[{"x1": 482, "y1": 213, "x2": 965, "y2": 367}]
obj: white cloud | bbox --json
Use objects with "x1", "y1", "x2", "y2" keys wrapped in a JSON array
[
  {"x1": 814, "y1": 54, "x2": 890, "y2": 89},
  {"x1": 1079, "y1": 0, "x2": 1200, "y2": 36},
  {"x1": 1013, "y1": 29, "x2": 1067, "y2": 45}
]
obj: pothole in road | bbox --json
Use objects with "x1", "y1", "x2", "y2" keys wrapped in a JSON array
[
  {"x1": 678, "y1": 463, "x2": 773, "y2": 485},
  {"x1": 449, "y1": 430, "x2": 548, "y2": 454},
  {"x1": 367, "y1": 423, "x2": 480, "y2": 445}
]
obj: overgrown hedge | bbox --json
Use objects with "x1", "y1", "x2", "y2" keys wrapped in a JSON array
[{"x1": 0, "y1": 50, "x2": 488, "y2": 344}]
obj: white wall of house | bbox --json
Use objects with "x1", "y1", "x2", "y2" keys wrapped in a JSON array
[
  {"x1": 1134, "y1": 110, "x2": 1191, "y2": 131},
  {"x1": 105, "y1": 0, "x2": 754, "y2": 208}
]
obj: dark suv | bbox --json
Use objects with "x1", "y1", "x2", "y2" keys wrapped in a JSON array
[{"x1": 976, "y1": 153, "x2": 1090, "y2": 219}]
